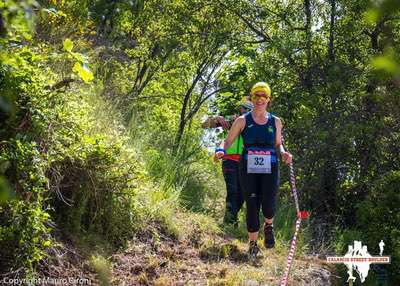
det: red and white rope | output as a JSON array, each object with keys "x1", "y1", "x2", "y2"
[
  {"x1": 279, "y1": 161, "x2": 309, "y2": 286},
  {"x1": 280, "y1": 217, "x2": 302, "y2": 286},
  {"x1": 289, "y1": 162, "x2": 300, "y2": 213}
]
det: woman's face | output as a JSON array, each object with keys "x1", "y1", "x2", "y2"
[{"x1": 251, "y1": 91, "x2": 270, "y2": 109}]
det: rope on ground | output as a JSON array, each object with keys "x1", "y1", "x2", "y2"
[{"x1": 280, "y1": 162, "x2": 310, "y2": 286}]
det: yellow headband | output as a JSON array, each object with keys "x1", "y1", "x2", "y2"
[{"x1": 250, "y1": 82, "x2": 271, "y2": 98}]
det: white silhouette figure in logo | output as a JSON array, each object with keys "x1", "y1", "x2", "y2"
[
  {"x1": 329, "y1": 240, "x2": 390, "y2": 283},
  {"x1": 344, "y1": 245, "x2": 356, "y2": 282},
  {"x1": 357, "y1": 245, "x2": 372, "y2": 283},
  {"x1": 354, "y1": 240, "x2": 362, "y2": 256},
  {"x1": 379, "y1": 240, "x2": 385, "y2": 256},
  {"x1": 344, "y1": 241, "x2": 373, "y2": 283}
]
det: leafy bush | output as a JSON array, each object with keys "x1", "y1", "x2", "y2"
[
  {"x1": 355, "y1": 171, "x2": 400, "y2": 283},
  {"x1": 336, "y1": 171, "x2": 400, "y2": 284},
  {"x1": 0, "y1": 140, "x2": 51, "y2": 275},
  {"x1": 0, "y1": 32, "x2": 144, "y2": 276},
  {"x1": 49, "y1": 134, "x2": 141, "y2": 249}
]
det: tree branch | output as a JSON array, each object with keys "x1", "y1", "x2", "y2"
[{"x1": 46, "y1": 78, "x2": 75, "y2": 91}]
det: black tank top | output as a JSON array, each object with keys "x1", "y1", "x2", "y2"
[{"x1": 241, "y1": 112, "x2": 276, "y2": 150}]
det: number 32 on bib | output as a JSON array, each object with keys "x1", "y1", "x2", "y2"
[{"x1": 247, "y1": 151, "x2": 272, "y2": 174}]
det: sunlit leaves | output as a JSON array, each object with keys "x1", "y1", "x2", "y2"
[
  {"x1": 72, "y1": 62, "x2": 94, "y2": 83},
  {"x1": 364, "y1": 8, "x2": 380, "y2": 24},
  {"x1": 41, "y1": 7, "x2": 67, "y2": 18},
  {"x1": 365, "y1": 0, "x2": 400, "y2": 23},
  {"x1": 63, "y1": 38, "x2": 94, "y2": 83},
  {"x1": 63, "y1": 38, "x2": 73, "y2": 52},
  {"x1": 0, "y1": 0, "x2": 39, "y2": 40},
  {"x1": 365, "y1": 0, "x2": 400, "y2": 82},
  {"x1": 372, "y1": 53, "x2": 400, "y2": 75}
]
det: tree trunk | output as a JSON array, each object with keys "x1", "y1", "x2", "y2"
[{"x1": 304, "y1": 0, "x2": 313, "y2": 91}]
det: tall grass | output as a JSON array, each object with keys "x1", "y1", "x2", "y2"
[
  {"x1": 127, "y1": 105, "x2": 225, "y2": 217},
  {"x1": 274, "y1": 193, "x2": 311, "y2": 256}
]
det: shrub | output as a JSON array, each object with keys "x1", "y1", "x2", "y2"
[
  {"x1": 336, "y1": 171, "x2": 400, "y2": 284},
  {"x1": 355, "y1": 171, "x2": 400, "y2": 284}
]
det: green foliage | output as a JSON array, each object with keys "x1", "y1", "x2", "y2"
[
  {"x1": 354, "y1": 171, "x2": 400, "y2": 282},
  {"x1": 371, "y1": 48, "x2": 400, "y2": 78},
  {"x1": 334, "y1": 172, "x2": 400, "y2": 284},
  {"x1": 0, "y1": 176, "x2": 14, "y2": 203},
  {"x1": 89, "y1": 255, "x2": 112, "y2": 286},
  {"x1": 365, "y1": 0, "x2": 400, "y2": 23},
  {"x1": 1, "y1": 2, "x2": 144, "y2": 277},
  {"x1": 134, "y1": 116, "x2": 223, "y2": 214},
  {"x1": 51, "y1": 133, "x2": 141, "y2": 248},
  {"x1": 0, "y1": 52, "x2": 144, "y2": 276},
  {"x1": 0, "y1": 0, "x2": 38, "y2": 40},
  {"x1": 0, "y1": 140, "x2": 51, "y2": 274},
  {"x1": 213, "y1": 52, "x2": 257, "y2": 116},
  {"x1": 63, "y1": 38, "x2": 94, "y2": 83},
  {"x1": 0, "y1": 2, "x2": 54, "y2": 272},
  {"x1": 179, "y1": 151, "x2": 224, "y2": 213},
  {"x1": 1, "y1": 0, "x2": 400, "y2": 284}
]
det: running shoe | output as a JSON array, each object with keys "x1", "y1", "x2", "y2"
[
  {"x1": 248, "y1": 240, "x2": 259, "y2": 258},
  {"x1": 264, "y1": 223, "x2": 275, "y2": 248}
]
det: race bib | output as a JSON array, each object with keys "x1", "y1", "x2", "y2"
[{"x1": 247, "y1": 150, "x2": 271, "y2": 174}]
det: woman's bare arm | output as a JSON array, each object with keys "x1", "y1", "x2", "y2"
[{"x1": 274, "y1": 116, "x2": 292, "y2": 164}]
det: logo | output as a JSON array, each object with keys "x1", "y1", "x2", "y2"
[
  {"x1": 326, "y1": 240, "x2": 390, "y2": 283},
  {"x1": 248, "y1": 124, "x2": 254, "y2": 128},
  {"x1": 267, "y1": 126, "x2": 273, "y2": 133}
]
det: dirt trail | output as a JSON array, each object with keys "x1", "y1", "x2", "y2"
[
  {"x1": 42, "y1": 216, "x2": 334, "y2": 286},
  {"x1": 110, "y1": 225, "x2": 333, "y2": 286}
]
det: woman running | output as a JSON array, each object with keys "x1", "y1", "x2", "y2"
[{"x1": 215, "y1": 82, "x2": 292, "y2": 257}]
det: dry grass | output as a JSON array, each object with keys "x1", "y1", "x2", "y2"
[
  {"x1": 109, "y1": 212, "x2": 333, "y2": 286},
  {"x1": 40, "y1": 211, "x2": 334, "y2": 286}
]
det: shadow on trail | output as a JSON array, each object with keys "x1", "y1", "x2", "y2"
[
  {"x1": 198, "y1": 223, "x2": 263, "y2": 265},
  {"x1": 199, "y1": 241, "x2": 250, "y2": 264}
]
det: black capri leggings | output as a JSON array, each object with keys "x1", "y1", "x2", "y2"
[{"x1": 239, "y1": 158, "x2": 280, "y2": 233}]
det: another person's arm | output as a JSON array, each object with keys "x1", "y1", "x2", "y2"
[
  {"x1": 274, "y1": 117, "x2": 292, "y2": 164},
  {"x1": 201, "y1": 116, "x2": 230, "y2": 129}
]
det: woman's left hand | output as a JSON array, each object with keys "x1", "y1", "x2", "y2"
[{"x1": 281, "y1": 151, "x2": 293, "y2": 164}]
